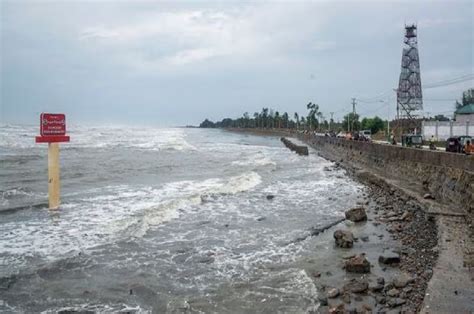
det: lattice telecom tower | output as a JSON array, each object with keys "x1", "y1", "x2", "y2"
[{"x1": 396, "y1": 24, "x2": 423, "y2": 133}]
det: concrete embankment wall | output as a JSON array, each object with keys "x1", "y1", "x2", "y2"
[{"x1": 298, "y1": 134, "x2": 474, "y2": 215}]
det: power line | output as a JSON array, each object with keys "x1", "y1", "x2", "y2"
[{"x1": 356, "y1": 73, "x2": 473, "y2": 103}]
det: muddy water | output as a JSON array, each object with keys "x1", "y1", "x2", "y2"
[{"x1": 0, "y1": 126, "x2": 365, "y2": 312}]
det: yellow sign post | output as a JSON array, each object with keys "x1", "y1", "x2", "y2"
[
  {"x1": 36, "y1": 113, "x2": 70, "y2": 210},
  {"x1": 48, "y1": 143, "x2": 60, "y2": 209}
]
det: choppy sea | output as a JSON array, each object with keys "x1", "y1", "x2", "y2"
[{"x1": 0, "y1": 125, "x2": 364, "y2": 312}]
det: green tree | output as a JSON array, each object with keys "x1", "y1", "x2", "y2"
[
  {"x1": 274, "y1": 111, "x2": 280, "y2": 128},
  {"x1": 361, "y1": 116, "x2": 385, "y2": 134},
  {"x1": 261, "y1": 108, "x2": 269, "y2": 128},
  {"x1": 300, "y1": 116, "x2": 306, "y2": 130},
  {"x1": 343, "y1": 113, "x2": 360, "y2": 132},
  {"x1": 306, "y1": 102, "x2": 321, "y2": 130},
  {"x1": 282, "y1": 112, "x2": 289, "y2": 128}
]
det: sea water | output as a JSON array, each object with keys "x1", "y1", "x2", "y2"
[{"x1": 0, "y1": 125, "x2": 363, "y2": 312}]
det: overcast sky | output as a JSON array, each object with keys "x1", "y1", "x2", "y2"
[{"x1": 1, "y1": 0, "x2": 473, "y2": 126}]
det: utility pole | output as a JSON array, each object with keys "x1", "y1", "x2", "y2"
[
  {"x1": 329, "y1": 112, "x2": 334, "y2": 131},
  {"x1": 387, "y1": 101, "x2": 390, "y2": 140},
  {"x1": 351, "y1": 98, "x2": 357, "y2": 133}
]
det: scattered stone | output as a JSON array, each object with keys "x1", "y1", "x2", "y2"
[
  {"x1": 387, "y1": 297, "x2": 406, "y2": 307},
  {"x1": 311, "y1": 271, "x2": 321, "y2": 278},
  {"x1": 393, "y1": 273, "x2": 414, "y2": 288},
  {"x1": 423, "y1": 193, "x2": 434, "y2": 200},
  {"x1": 256, "y1": 217, "x2": 266, "y2": 222},
  {"x1": 325, "y1": 271, "x2": 333, "y2": 276},
  {"x1": 342, "y1": 293, "x2": 351, "y2": 304},
  {"x1": 375, "y1": 296, "x2": 386, "y2": 305},
  {"x1": 377, "y1": 277, "x2": 385, "y2": 285},
  {"x1": 343, "y1": 278, "x2": 369, "y2": 293},
  {"x1": 345, "y1": 254, "x2": 371, "y2": 273},
  {"x1": 360, "y1": 235, "x2": 370, "y2": 242},
  {"x1": 333, "y1": 230, "x2": 354, "y2": 248},
  {"x1": 400, "y1": 211, "x2": 412, "y2": 221},
  {"x1": 329, "y1": 303, "x2": 345, "y2": 314},
  {"x1": 387, "y1": 288, "x2": 400, "y2": 297},
  {"x1": 378, "y1": 252, "x2": 401, "y2": 265},
  {"x1": 327, "y1": 288, "x2": 340, "y2": 298},
  {"x1": 345, "y1": 207, "x2": 367, "y2": 222},
  {"x1": 361, "y1": 304, "x2": 372, "y2": 311},
  {"x1": 370, "y1": 283, "x2": 384, "y2": 293},
  {"x1": 318, "y1": 294, "x2": 328, "y2": 306},
  {"x1": 266, "y1": 195, "x2": 275, "y2": 200}
]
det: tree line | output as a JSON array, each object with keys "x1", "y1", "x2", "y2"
[{"x1": 200, "y1": 102, "x2": 388, "y2": 135}]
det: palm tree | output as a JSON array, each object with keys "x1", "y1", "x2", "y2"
[
  {"x1": 306, "y1": 102, "x2": 321, "y2": 130},
  {"x1": 282, "y1": 112, "x2": 289, "y2": 129},
  {"x1": 261, "y1": 108, "x2": 269, "y2": 128},
  {"x1": 275, "y1": 111, "x2": 280, "y2": 128}
]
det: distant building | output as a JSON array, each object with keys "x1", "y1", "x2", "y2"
[{"x1": 455, "y1": 103, "x2": 474, "y2": 123}]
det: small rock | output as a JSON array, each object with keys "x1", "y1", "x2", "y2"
[
  {"x1": 423, "y1": 193, "x2": 434, "y2": 200},
  {"x1": 361, "y1": 304, "x2": 372, "y2": 311},
  {"x1": 393, "y1": 273, "x2": 414, "y2": 288},
  {"x1": 345, "y1": 254, "x2": 371, "y2": 273},
  {"x1": 377, "y1": 277, "x2": 385, "y2": 285},
  {"x1": 334, "y1": 230, "x2": 354, "y2": 248},
  {"x1": 375, "y1": 296, "x2": 386, "y2": 304},
  {"x1": 318, "y1": 294, "x2": 328, "y2": 306},
  {"x1": 327, "y1": 288, "x2": 340, "y2": 298},
  {"x1": 329, "y1": 303, "x2": 345, "y2": 314},
  {"x1": 344, "y1": 278, "x2": 368, "y2": 293},
  {"x1": 378, "y1": 252, "x2": 401, "y2": 265},
  {"x1": 400, "y1": 211, "x2": 412, "y2": 221},
  {"x1": 369, "y1": 284, "x2": 384, "y2": 293},
  {"x1": 256, "y1": 217, "x2": 266, "y2": 222},
  {"x1": 360, "y1": 235, "x2": 369, "y2": 242},
  {"x1": 387, "y1": 297, "x2": 406, "y2": 307},
  {"x1": 266, "y1": 195, "x2": 275, "y2": 200},
  {"x1": 342, "y1": 293, "x2": 351, "y2": 304},
  {"x1": 345, "y1": 207, "x2": 367, "y2": 222},
  {"x1": 387, "y1": 288, "x2": 400, "y2": 297}
]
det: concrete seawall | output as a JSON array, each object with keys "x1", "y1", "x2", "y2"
[{"x1": 298, "y1": 134, "x2": 473, "y2": 215}]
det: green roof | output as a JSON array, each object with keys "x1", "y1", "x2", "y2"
[{"x1": 455, "y1": 104, "x2": 474, "y2": 114}]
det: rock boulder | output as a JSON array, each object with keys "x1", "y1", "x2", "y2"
[
  {"x1": 345, "y1": 207, "x2": 367, "y2": 222},
  {"x1": 333, "y1": 230, "x2": 354, "y2": 248},
  {"x1": 345, "y1": 254, "x2": 371, "y2": 273}
]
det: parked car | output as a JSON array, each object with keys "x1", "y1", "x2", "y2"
[
  {"x1": 360, "y1": 130, "x2": 372, "y2": 141},
  {"x1": 446, "y1": 136, "x2": 472, "y2": 153}
]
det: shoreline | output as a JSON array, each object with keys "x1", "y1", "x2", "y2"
[{"x1": 224, "y1": 128, "x2": 445, "y2": 312}]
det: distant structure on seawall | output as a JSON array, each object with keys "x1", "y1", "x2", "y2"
[{"x1": 396, "y1": 24, "x2": 423, "y2": 135}]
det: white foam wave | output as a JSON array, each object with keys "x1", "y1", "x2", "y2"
[
  {"x1": 0, "y1": 125, "x2": 196, "y2": 151},
  {"x1": 0, "y1": 172, "x2": 262, "y2": 276},
  {"x1": 232, "y1": 156, "x2": 276, "y2": 167}
]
